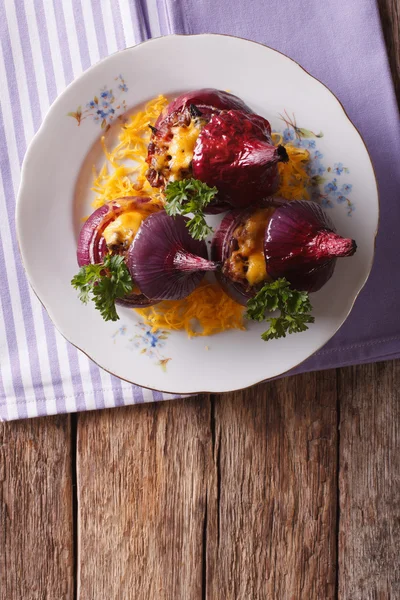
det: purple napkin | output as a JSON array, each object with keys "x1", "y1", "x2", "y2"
[{"x1": 157, "y1": 0, "x2": 400, "y2": 371}]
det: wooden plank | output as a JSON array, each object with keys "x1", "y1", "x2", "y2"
[
  {"x1": 76, "y1": 397, "x2": 211, "y2": 600},
  {"x1": 206, "y1": 371, "x2": 338, "y2": 599},
  {"x1": 77, "y1": 372, "x2": 337, "y2": 598},
  {"x1": 377, "y1": 0, "x2": 400, "y2": 103},
  {"x1": 337, "y1": 3, "x2": 400, "y2": 596},
  {"x1": 338, "y1": 361, "x2": 400, "y2": 599},
  {"x1": 0, "y1": 415, "x2": 74, "y2": 600}
]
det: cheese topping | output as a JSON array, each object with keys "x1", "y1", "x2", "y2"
[
  {"x1": 226, "y1": 208, "x2": 274, "y2": 286},
  {"x1": 167, "y1": 121, "x2": 202, "y2": 180},
  {"x1": 102, "y1": 211, "x2": 144, "y2": 248},
  {"x1": 271, "y1": 133, "x2": 311, "y2": 200},
  {"x1": 246, "y1": 253, "x2": 268, "y2": 286}
]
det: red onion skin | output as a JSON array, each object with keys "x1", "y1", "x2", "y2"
[
  {"x1": 155, "y1": 88, "x2": 253, "y2": 128},
  {"x1": 76, "y1": 197, "x2": 159, "y2": 307},
  {"x1": 127, "y1": 212, "x2": 216, "y2": 301},
  {"x1": 77, "y1": 196, "x2": 156, "y2": 266},
  {"x1": 193, "y1": 110, "x2": 288, "y2": 209},
  {"x1": 264, "y1": 200, "x2": 357, "y2": 292}
]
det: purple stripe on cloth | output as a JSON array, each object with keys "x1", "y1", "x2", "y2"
[
  {"x1": 111, "y1": 377, "x2": 125, "y2": 407},
  {"x1": 71, "y1": 0, "x2": 91, "y2": 71},
  {"x1": 156, "y1": 0, "x2": 185, "y2": 35},
  {"x1": 13, "y1": 0, "x2": 42, "y2": 132},
  {"x1": 34, "y1": 0, "x2": 58, "y2": 103},
  {"x1": 132, "y1": 385, "x2": 145, "y2": 404},
  {"x1": 90, "y1": 0, "x2": 108, "y2": 58},
  {"x1": 128, "y1": 0, "x2": 150, "y2": 43},
  {"x1": 138, "y1": 0, "x2": 152, "y2": 39},
  {"x1": 88, "y1": 359, "x2": 106, "y2": 409},
  {"x1": 66, "y1": 343, "x2": 87, "y2": 412},
  {"x1": 111, "y1": 1, "x2": 126, "y2": 50},
  {"x1": 40, "y1": 307, "x2": 67, "y2": 414},
  {"x1": 53, "y1": 0, "x2": 75, "y2": 85},
  {"x1": 152, "y1": 391, "x2": 164, "y2": 402}
]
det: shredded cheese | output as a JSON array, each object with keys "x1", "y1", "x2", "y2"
[
  {"x1": 91, "y1": 95, "x2": 169, "y2": 209},
  {"x1": 272, "y1": 133, "x2": 311, "y2": 200},
  {"x1": 135, "y1": 283, "x2": 246, "y2": 337}
]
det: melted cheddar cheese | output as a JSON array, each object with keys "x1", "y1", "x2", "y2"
[
  {"x1": 167, "y1": 121, "x2": 202, "y2": 181},
  {"x1": 226, "y1": 208, "x2": 274, "y2": 287},
  {"x1": 102, "y1": 211, "x2": 145, "y2": 248},
  {"x1": 247, "y1": 253, "x2": 267, "y2": 286}
]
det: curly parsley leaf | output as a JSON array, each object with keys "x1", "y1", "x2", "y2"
[
  {"x1": 164, "y1": 178, "x2": 217, "y2": 240},
  {"x1": 245, "y1": 278, "x2": 314, "y2": 341},
  {"x1": 71, "y1": 254, "x2": 133, "y2": 322}
]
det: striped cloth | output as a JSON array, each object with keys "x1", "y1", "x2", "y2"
[{"x1": 0, "y1": 0, "x2": 176, "y2": 421}]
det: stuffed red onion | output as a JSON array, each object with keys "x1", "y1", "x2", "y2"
[
  {"x1": 212, "y1": 200, "x2": 357, "y2": 304},
  {"x1": 146, "y1": 89, "x2": 288, "y2": 212}
]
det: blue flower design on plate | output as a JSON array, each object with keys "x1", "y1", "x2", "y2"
[
  {"x1": 113, "y1": 322, "x2": 172, "y2": 371},
  {"x1": 278, "y1": 111, "x2": 355, "y2": 216},
  {"x1": 68, "y1": 74, "x2": 128, "y2": 130}
]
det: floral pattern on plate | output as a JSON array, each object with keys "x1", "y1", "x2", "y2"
[
  {"x1": 113, "y1": 323, "x2": 172, "y2": 371},
  {"x1": 279, "y1": 111, "x2": 355, "y2": 216},
  {"x1": 67, "y1": 75, "x2": 128, "y2": 130}
]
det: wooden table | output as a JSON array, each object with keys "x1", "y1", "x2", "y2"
[{"x1": 1, "y1": 3, "x2": 399, "y2": 598}]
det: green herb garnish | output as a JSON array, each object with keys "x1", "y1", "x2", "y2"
[
  {"x1": 71, "y1": 254, "x2": 133, "y2": 322},
  {"x1": 245, "y1": 278, "x2": 314, "y2": 341},
  {"x1": 164, "y1": 178, "x2": 218, "y2": 241}
]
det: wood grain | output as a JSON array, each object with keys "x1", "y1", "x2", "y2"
[
  {"x1": 0, "y1": 416, "x2": 74, "y2": 600},
  {"x1": 77, "y1": 372, "x2": 338, "y2": 599},
  {"x1": 377, "y1": 0, "x2": 400, "y2": 104},
  {"x1": 338, "y1": 361, "x2": 400, "y2": 599},
  {"x1": 206, "y1": 372, "x2": 338, "y2": 600},
  {"x1": 76, "y1": 397, "x2": 212, "y2": 600}
]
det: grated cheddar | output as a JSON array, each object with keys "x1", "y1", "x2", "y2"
[
  {"x1": 135, "y1": 283, "x2": 246, "y2": 337},
  {"x1": 272, "y1": 133, "x2": 311, "y2": 201},
  {"x1": 91, "y1": 95, "x2": 169, "y2": 209}
]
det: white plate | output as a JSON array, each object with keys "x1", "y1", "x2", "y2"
[{"x1": 16, "y1": 34, "x2": 378, "y2": 394}]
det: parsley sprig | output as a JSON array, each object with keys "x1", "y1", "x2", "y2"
[
  {"x1": 164, "y1": 178, "x2": 217, "y2": 240},
  {"x1": 245, "y1": 278, "x2": 314, "y2": 341},
  {"x1": 71, "y1": 254, "x2": 133, "y2": 322}
]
